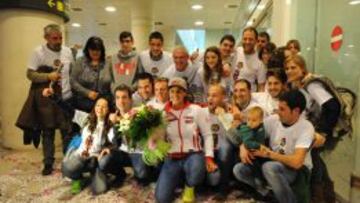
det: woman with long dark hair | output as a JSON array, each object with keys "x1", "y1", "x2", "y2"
[
  {"x1": 198, "y1": 46, "x2": 231, "y2": 97},
  {"x1": 70, "y1": 36, "x2": 113, "y2": 112},
  {"x1": 61, "y1": 97, "x2": 119, "y2": 195}
]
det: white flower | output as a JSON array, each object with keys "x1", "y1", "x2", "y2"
[{"x1": 119, "y1": 118, "x2": 131, "y2": 132}]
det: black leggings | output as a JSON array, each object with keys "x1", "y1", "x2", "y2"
[{"x1": 316, "y1": 98, "x2": 341, "y2": 137}]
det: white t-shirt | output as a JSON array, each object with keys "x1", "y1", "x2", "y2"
[
  {"x1": 306, "y1": 82, "x2": 333, "y2": 106},
  {"x1": 194, "y1": 51, "x2": 237, "y2": 89},
  {"x1": 139, "y1": 50, "x2": 173, "y2": 77},
  {"x1": 240, "y1": 97, "x2": 263, "y2": 115},
  {"x1": 234, "y1": 47, "x2": 266, "y2": 92},
  {"x1": 197, "y1": 66, "x2": 232, "y2": 98},
  {"x1": 204, "y1": 108, "x2": 227, "y2": 150},
  {"x1": 72, "y1": 110, "x2": 89, "y2": 128},
  {"x1": 264, "y1": 115, "x2": 314, "y2": 170},
  {"x1": 76, "y1": 121, "x2": 116, "y2": 157},
  {"x1": 132, "y1": 91, "x2": 153, "y2": 107},
  {"x1": 252, "y1": 92, "x2": 279, "y2": 116},
  {"x1": 28, "y1": 45, "x2": 73, "y2": 99},
  {"x1": 300, "y1": 82, "x2": 334, "y2": 120},
  {"x1": 147, "y1": 97, "x2": 166, "y2": 110},
  {"x1": 162, "y1": 63, "x2": 205, "y2": 103}
]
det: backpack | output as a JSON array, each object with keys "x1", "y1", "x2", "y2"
[
  {"x1": 66, "y1": 133, "x2": 82, "y2": 152},
  {"x1": 303, "y1": 74, "x2": 357, "y2": 137}
]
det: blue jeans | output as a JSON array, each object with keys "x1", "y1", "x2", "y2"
[
  {"x1": 62, "y1": 151, "x2": 121, "y2": 194},
  {"x1": 207, "y1": 138, "x2": 237, "y2": 187},
  {"x1": 233, "y1": 161, "x2": 297, "y2": 203},
  {"x1": 155, "y1": 153, "x2": 206, "y2": 203},
  {"x1": 117, "y1": 151, "x2": 152, "y2": 180}
]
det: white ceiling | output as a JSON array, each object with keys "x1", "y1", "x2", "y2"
[{"x1": 65, "y1": 0, "x2": 264, "y2": 54}]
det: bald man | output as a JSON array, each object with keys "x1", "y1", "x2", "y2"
[
  {"x1": 204, "y1": 84, "x2": 237, "y2": 199},
  {"x1": 162, "y1": 46, "x2": 205, "y2": 103}
]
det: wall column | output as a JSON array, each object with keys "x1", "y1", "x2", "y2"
[
  {"x1": 131, "y1": 0, "x2": 153, "y2": 52},
  {"x1": 0, "y1": 9, "x2": 64, "y2": 149},
  {"x1": 155, "y1": 25, "x2": 175, "y2": 52}
]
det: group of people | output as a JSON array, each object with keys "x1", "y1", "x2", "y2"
[{"x1": 15, "y1": 23, "x2": 342, "y2": 203}]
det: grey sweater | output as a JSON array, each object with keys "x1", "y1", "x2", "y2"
[
  {"x1": 70, "y1": 56, "x2": 112, "y2": 97},
  {"x1": 110, "y1": 50, "x2": 142, "y2": 92}
]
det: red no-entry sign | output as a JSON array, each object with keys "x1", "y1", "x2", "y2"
[{"x1": 331, "y1": 26, "x2": 343, "y2": 52}]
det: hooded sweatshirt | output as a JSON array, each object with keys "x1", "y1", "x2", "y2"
[{"x1": 110, "y1": 50, "x2": 142, "y2": 91}]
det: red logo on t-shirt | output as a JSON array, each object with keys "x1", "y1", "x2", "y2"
[{"x1": 114, "y1": 62, "x2": 135, "y2": 75}]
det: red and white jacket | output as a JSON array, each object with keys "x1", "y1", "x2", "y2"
[{"x1": 164, "y1": 101, "x2": 214, "y2": 158}]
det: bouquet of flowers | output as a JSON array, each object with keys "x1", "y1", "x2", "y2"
[{"x1": 117, "y1": 105, "x2": 170, "y2": 166}]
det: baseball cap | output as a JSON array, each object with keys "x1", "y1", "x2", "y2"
[{"x1": 168, "y1": 77, "x2": 187, "y2": 91}]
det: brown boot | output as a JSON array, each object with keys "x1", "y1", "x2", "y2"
[{"x1": 311, "y1": 183, "x2": 326, "y2": 203}]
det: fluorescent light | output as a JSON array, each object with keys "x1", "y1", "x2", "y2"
[
  {"x1": 246, "y1": 21, "x2": 253, "y2": 26},
  {"x1": 71, "y1": 23, "x2": 81, "y2": 27},
  {"x1": 191, "y1": 4, "x2": 203, "y2": 10},
  {"x1": 258, "y1": 5, "x2": 266, "y2": 10},
  {"x1": 349, "y1": 0, "x2": 360, "y2": 5},
  {"x1": 194, "y1": 21, "x2": 204, "y2": 26},
  {"x1": 348, "y1": 44, "x2": 355, "y2": 48},
  {"x1": 105, "y1": 6, "x2": 117, "y2": 12}
]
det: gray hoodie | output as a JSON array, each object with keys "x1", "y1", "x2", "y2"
[{"x1": 110, "y1": 50, "x2": 143, "y2": 92}]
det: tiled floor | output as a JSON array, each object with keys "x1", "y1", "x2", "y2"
[{"x1": 0, "y1": 146, "x2": 254, "y2": 203}]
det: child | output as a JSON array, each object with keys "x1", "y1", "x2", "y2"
[
  {"x1": 240, "y1": 106, "x2": 266, "y2": 150},
  {"x1": 236, "y1": 106, "x2": 269, "y2": 180}
]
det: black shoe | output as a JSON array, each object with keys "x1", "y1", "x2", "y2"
[
  {"x1": 212, "y1": 192, "x2": 227, "y2": 201},
  {"x1": 111, "y1": 170, "x2": 127, "y2": 188},
  {"x1": 253, "y1": 191, "x2": 277, "y2": 203},
  {"x1": 42, "y1": 164, "x2": 53, "y2": 176}
]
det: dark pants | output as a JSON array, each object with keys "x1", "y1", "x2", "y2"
[
  {"x1": 42, "y1": 128, "x2": 69, "y2": 166},
  {"x1": 310, "y1": 98, "x2": 340, "y2": 202},
  {"x1": 234, "y1": 161, "x2": 297, "y2": 203},
  {"x1": 206, "y1": 138, "x2": 237, "y2": 188},
  {"x1": 311, "y1": 149, "x2": 332, "y2": 184},
  {"x1": 62, "y1": 152, "x2": 121, "y2": 194},
  {"x1": 120, "y1": 150, "x2": 160, "y2": 182}
]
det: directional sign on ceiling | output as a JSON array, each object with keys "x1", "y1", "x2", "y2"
[{"x1": 0, "y1": 0, "x2": 69, "y2": 22}]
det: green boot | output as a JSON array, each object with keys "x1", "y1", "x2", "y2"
[
  {"x1": 182, "y1": 185, "x2": 195, "y2": 203},
  {"x1": 71, "y1": 180, "x2": 82, "y2": 194}
]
